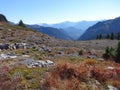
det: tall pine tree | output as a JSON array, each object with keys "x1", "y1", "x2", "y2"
[
  {"x1": 96, "y1": 35, "x2": 99, "y2": 39},
  {"x1": 99, "y1": 34, "x2": 102, "y2": 39},
  {"x1": 110, "y1": 32, "x2": 114, "y2": 40}
]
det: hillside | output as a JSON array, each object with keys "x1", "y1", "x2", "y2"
[
  {"x1": 0, "y1": 14, "x2": 56, "y2": 44},
  {"x1": 0, "y1": 24, "x2": 58, "y2": 46},
  {"x1": 79, "y1": 17, "x2": 120, "y2": 40}
]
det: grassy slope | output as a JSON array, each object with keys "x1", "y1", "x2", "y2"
[{"x1": 0, "y1": 24, "x2": 55, "y2": 44}]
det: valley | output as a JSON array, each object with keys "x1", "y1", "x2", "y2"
[{"x1": 28, "y1": 20, "x2": 99, "y2": 40}]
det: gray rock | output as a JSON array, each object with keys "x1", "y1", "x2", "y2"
[
  {"x1": 20, "y1": 59, "x2": 54, "y2": 68},
  {"x1": 108, "y1": 85, "x2": 118, "y2": 90}
]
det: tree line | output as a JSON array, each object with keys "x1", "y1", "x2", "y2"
[{"x1": 96, "y1": 32, "x2": 120, "y2": 40}]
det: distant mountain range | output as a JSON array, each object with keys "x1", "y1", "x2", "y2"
[
  {"x1": 41, "y1": 21, "x2": 99, "y2": 30},
  {"x1": 28, "y1": 21, "x2": 99, "y2": 40},
  {"x1": 79, "y1": 17, "x2": 120, "y2": 40},
  {"x1": 62, "y1": 27, "x2": 83, "y2": 40},
  {"x1": 2, "y1": 13, "x2": 120, "y2": 42},
  {"x1": 27, "y1": 25, "x2": 72, "y2": 40}
]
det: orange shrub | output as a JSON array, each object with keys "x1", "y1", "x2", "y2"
[
  {"x1": 111, "y1": 79, "x2": 120, "y2": 89},
  {"x1": 40, "y1": 62, "x2": 92, "y2": 90},
  {"x1": 40, "y1": 61, "x2": 120, "y2": 90},
  {"x1": 91, "y1": 67, "x2": 120, "y2": 83},
  {"x1": 84, "y1": 59, "x2": 98, "y2": 65}
]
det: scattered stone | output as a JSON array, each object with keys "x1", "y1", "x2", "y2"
[
  {"x1": 20, "y1": 59, "x2": 54, "y2": 68},
  {"x1": 107, "y1": 66, "x2": 114, "y2": 70},
  {"x1": 0, "y1": 53, "x2": 17, "y2": 60},
  {"x1": 0, "y1": 54, "x2": 8, "y2": 59},
  {"x1": 87, "y1": 55, "x2": 97, "y2": 59},
  {"x1": 0, "y1": 44, "x2": 9, "y2": 50},
  {"x1": 0, "y1": 27, "x2": 5, "y2": 30},
  {"x1": 22, "y1": 55, "x2": 30, "y2": 58},
  {"x1": 95, "y1": 80, "x2": 100, "y2": 85},
  {"x1": 108, "y1": 85, "x2": 118, "y2": 90},
  {"x1": 98, "y1": 58, "x2": 104, "y2": 61},
  {"x1": 44, "y1": 47, "x2": 52, "y2": 53}
]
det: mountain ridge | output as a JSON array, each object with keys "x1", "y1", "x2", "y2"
[
  {"x1": 79, "y1": 17, "x2": 120, "y2": 40},
  {"x1": 40, "y1": 20, "x2": 99, "y2": 30},
  {"x1": 30, "y1": 20, "x2": 99, "y2": 40},
  {"x1": 27, "y1": 25, "x2": 72, "y2": 40}
]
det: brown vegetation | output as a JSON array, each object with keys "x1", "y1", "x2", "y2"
[{"x1": 40, "y1": 60, "x2": 120, "y2": 90}]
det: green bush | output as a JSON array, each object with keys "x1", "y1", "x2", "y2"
[
  {"x1": 103, "y1": 46, "x2": 116, "y2": 59},
  {"x1": 103, "y1": 42, "x2": 120, "y2": 63},
  {"x1": 78, "y1": 49, "x2": 83, "y2": 55}
]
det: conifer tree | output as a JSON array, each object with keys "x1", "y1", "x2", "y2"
[
  {"x1": 96, "y1": 35, "x2": 99, "y2": 39},
  {"x1": 106, "y1": 34, "x2": 110, "y2": 39},
  {"x1": 103, "y1": 46, "x2": 116, "y2": 59},
  {"x1": 110, "y1": 32, "x2": 114, "y2": 40},
  {"x1": 115, "y1": 42, "x2": 120, "y2": 63},
  {"x1": 18, "y1": 20, "x2": 26, "y2": 27},
  {"x1": 103, "y1": 46, "x2": 110, "y2": 59},
  {"x1": 117, "y1": 33, "x2": 120, "y2": 40},
  {"x1": 99, "y1": 34, "x2": 102, "y2": 39}
]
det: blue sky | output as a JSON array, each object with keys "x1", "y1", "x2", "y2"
[{"x1": 0, "y1": 0, "x2": 120, "y2": 24}]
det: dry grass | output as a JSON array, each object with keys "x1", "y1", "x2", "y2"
[
  {"x1": 111, "y1": 79, "x2": 120, "y2": 89},
  {"x1": 40, "y1": 62, "x2": 96, "y2": 90},
  {"x1": 84, "y1": 59, "x2": 98, "y2": 65},
  {"x1": 40, "y1": 59, "x2": 120, "y2": 90}
]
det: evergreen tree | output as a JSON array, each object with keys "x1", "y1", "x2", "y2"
[
  {"x1": 110, "y1": 32, "x2": 114, "y2": 40},
  {"x1": 115, "y1": 42, "x2": 120, "y2": 63},
  {"x1": 96, "y1": 35, "x2": 99, "y2": 39},
  {"x1": 117, "y1": 33, "x2": 120, "y2": 40},
  {"x1": 103, "y1": 46, "x2": 116, "y2": 59},
  {"x1": 18, "y1": 20, "x2": 26, "y2": 27},
  {"x1": 109, "y1": 47, "x2": 116, "y2": 58},
  {"x1": 78, "y1": 49, "x2": 83, "y2": 55},
  {"x1": 103, "y1": 46, "x2": 110, "y2": 59},
  {"x1": 99, "y1": 34, "x2": 102, "y2": 39},
  {"x1": 106, "y1": 34, "x2": 110, "y2": 39}
]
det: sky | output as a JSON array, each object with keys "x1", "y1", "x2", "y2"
[{"x1": 0, "y1": 0, "x2": 120, "y2": 24}]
